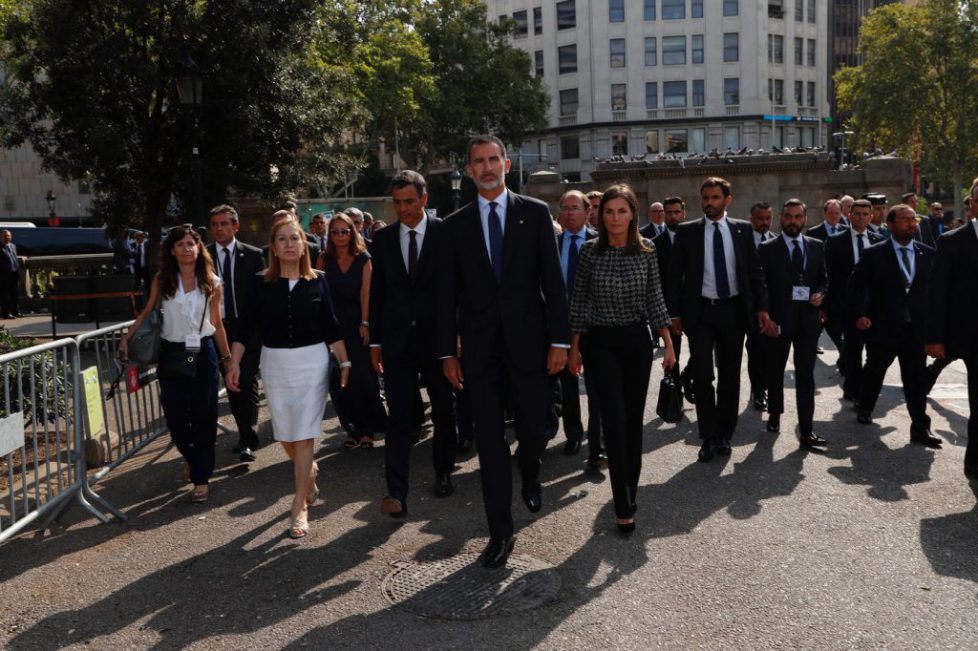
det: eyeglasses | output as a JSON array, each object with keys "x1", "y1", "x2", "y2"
[{"x1": 330, "y1": 229, "x2": 351, "y2": 236}]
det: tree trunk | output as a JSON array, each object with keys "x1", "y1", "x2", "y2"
[{"x1": 952, "y1": 169, "x2": 963, "y2": 230}]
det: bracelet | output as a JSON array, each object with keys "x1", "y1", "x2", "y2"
[
  {"x1": 360, "y1": 321, "x2": 369, "y2": 327},
  {"x1": 220, "y1": 354, "x2": 233, "y2": 363},
  {"x1": 339, "y1": 361, "x2": 352, "y2": 369}
]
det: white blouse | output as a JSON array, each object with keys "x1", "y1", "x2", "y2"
[{"x1": 160, "y1": 276, "x2": 217, "y2": 343}]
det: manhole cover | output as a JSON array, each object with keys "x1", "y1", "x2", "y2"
[{"x1": 382, "y1": 552, "x2": 560, "y2": 620}]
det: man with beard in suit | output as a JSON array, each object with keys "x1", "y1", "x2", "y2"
[
  {"x1": 438, "y1": 135, "x2": 570, "y2": 568},
  {"x1": 746, "y1": 202, "x2": 776, "y2": 411},
  {"x1": 651, "y1": 196, "x2": 689, "y2": 390}
]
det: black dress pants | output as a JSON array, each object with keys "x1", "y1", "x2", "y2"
[
  {"x1": 225, "y1": 324, "x2": 261, "y2": 450},
  {"x1": 964, "y1": 356, "x2": 978, "y2": 468},
  {"x1": 687, "y1": 299, "x2": 748, "y2": 441},
  {"x1": 745, "y1": 329, "x2": 767, "y2": 398},
  {"x1": 557, "y1": 363, "x2": 604, "y2": 454},
  {"x1": 842, "y1": 324, "x2": 867, "y2": 398},
  {"x1": 764, "y1": 319, "x2": 820, "y2": 435},
  {"x1": 859, "y1": 326, "x2": 931, "y2": 433},
  {"x1": 582, "y1": 324, "x2": 654, "y2": 520}
]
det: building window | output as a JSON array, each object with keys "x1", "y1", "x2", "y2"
[
  {"x1": 560, "y1": 88, "x2": 579, "y2": 115},
  {"x1": 807, "y1": 81, "x2": 816, "y2": 106},
  {"x1": 534, "y1": 50, "x2": 544, "y2": 77},
  {"x1": 611, "y1": 83, "x2": 627, "y2": 111},
  {"x1": 774, "y1": 126, "x2": 785, "y2": 148},
  {"x1": 692, "y1": 79, "x2": 705, "y2": 106},
  {"x1": 662, "y1": 36, "x2": 686, "y2": 65},
  {"x1": 768, "y1": 34, "x2": 783, "y2": 64},
  {"x1": 724, "y1": 126, "x2": 741, "y2": 150},
  {"x1": 691, "y1": 128, "x2": 706, "y2": 154},
  {"x1": 795, "y1": 37, "x2": 803, "y2": 65},
  {"x1": 533, "y1": 7, "x2": 542, "y2": 33},
  {"x1": 645, "y1": 37, "x2": 657, "y2": 65},
  {"x1": 610, "y1": 38, "x2": 626, "y2": 68},
  {"x1": 609, "y1": 0, "x2": 624, "y2": 22},
  {"x1": 724, "y1": 77, "x2": 740, "y2": 105},
  {"x1": 646, "y1": 130, "x2": 660, "y2": 154},
  {"x1": 795, "y1": 80, "x2": 803, "y2": 106},
  {"x1": 769, "y1": 0, "x2": 784, "y2": 19},
  {"x1": 692, "y1": 0, "x2": 703, "y2": 18},
  {"x1": 769, "y1": 78, "x2": 784, "y2": 105},
  {"x1": 663, "y1": 80, "x2": 687, "y2": 108},
  {"x1": 644, "y1": 0, "x2": 656, "y2": 20},
  {"x1": 559, "y1": 45, "x2": 577, "y2": 74},
  {"x1": 692, "y1": 35, "x2": 704, "y2": 64},
  {"x1": 807, "y1": 39, "x2": 816, "y2": 66},
  {"x1": 808, "y1": 0, "x2": 816, "y2": 23},
  {"x1": 723, "y1": 0, "x2": 739, "y2": 16},
  {"x1": 561, "y1": 135, "x2": 580, "y2": 160},
  {"x1": 662, "y1": 0, "x2": 685, "y2": 20},
  {"x1": 513, "y1": 10, "x2": 528, "y2": 37},
  {"x1": 795, "y1": 0, "x2": 803, "y2": 21},
  {"x1": 723, "y1": 33, "x2": 739, "y2": 62},
  {"x1": 612, "y1": 131, "x2": 628, "y2": 156},
  {"x1": 556, "y1": 0, "x2": 575, "y2": 30},
  {"x1": 645, "y1": 82, "x2": 658, "y2": 109},
  {"x1": 665, "y1": 129, "x2": 688, "y2": 153}
]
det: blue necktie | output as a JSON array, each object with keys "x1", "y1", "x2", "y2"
[
  {"x1": 488, "y1": 201, "x2": 503, "y2": 283},
  {"x1": 222, "y1": 247, "x2": 234, "y2": 319},
  {"x1": 899, "y1": 247, "x2": 913, "y2": 286},
  {"x1": 791, "y1": 239, "x2": 804, "y2": 277},
  {"x1": 713, "y1": 222, "x2": 730, "y2": 298},
  {"x1": 566, "y1": 233, "x2": 579, "y2": 298}
]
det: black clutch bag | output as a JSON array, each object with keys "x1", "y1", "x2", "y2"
[{"x1": 656, "y1": 375, "x2": 683, "y2": 423}]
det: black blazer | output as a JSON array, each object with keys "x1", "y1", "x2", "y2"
[
  {"x1": 823, "y1": 229, "x2": 885, "y2": 321},
  {"x1": 651, "y1": 229, "x2": 674, "y2": 286},
  {"x1": 0, "y1": 243, "x2": 19, "y2": 273},
  {"x1": 437, "y1": 191, "x2": 570, "y2": 376},
  {"x1": 207, "y1": 240, "x2": 266, "y2": 341},
  {"x1": 927, "y1": 224, "x2": 978, "y2": 358},
  {"x1": 848, "y1": 239, "x2": 935, "y2": 345},
  {"x1": 806, "y1": 222, "x2": 848, "y2": 242},
  {"x1": 666, "y1": 217, "x2": 767, "y2": 328},
  {"x1": 369, "y1": 216, "x2": 445, "y2": 359},
  {"x1": 758, "y1": 236, "x2": 828, "y2": 337},
  {"x1": 639, "y1": 222, "x2": 665, "y2": 239},
  {"x1": 913, "y1": 218, "x2": 936, "y2": 248}
]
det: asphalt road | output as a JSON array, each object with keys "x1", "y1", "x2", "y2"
[{"x1": 1, "y1": 335, "x2": 975, "y2": 650}]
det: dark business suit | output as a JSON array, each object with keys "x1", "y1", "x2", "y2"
[
  {"x1": 651, "y1": 228, "x2": 686, "y2": 386},
  {"x1": 208, "y1": 240, "x2": 266, "y2": 450},
  {"x1": 370, "y1": 215, "x2": 456, "y2": 504},
  {"x1": 850, "y1": 239, "x2": 934, "y2": 432},
  {"x1": 666, "y1": 217, "x2": 766, "y2": 442},
  {"x1": 927, "y1": 224, "x2": 978, "y2": 469},
  {"x1": 746, "y1": 231, "x2": 776, "y2": 402},
  {"x1": 437, "y1": 191, "x2": 570, "y2": 540},
  {"x1": 913, "y1": 217, "x2": 936, "y2": 248},
  {"x1": 806, "y1": 222, "x2": 848, "y2": 358},
  {"x1": 805, "y1": 221, "x2": 848, "y2": 242},
  {"x1": 640, "y1": 222, "x2": 665, "y2": 240},
  {"x1": 824, "y1": 229, "x2": 885, "y2": 399},
  {"x1": 0, "y1": 242, "x2": 19, "y2": 317},
  {"x1": 758, "y1": 236, "x2": 828, "y2": 435}
]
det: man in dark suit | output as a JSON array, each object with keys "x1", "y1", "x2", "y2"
[
  {"x1": 0, "y1": 230, "x2": 21, "y2": 318},
  {"x1": 640, "y1": 201, "x2": 666, "y2": 239},
  {"x1": 824, "y1": 199, "x2": 885, "y2": 404},
  {"x1": 851, "y1": 204, "x2": 941, "y2": 447},
  {"x1": 370, "y1": 171, "x2": 457, "y2": 517},
  {"x1": 806, "y1": 198, "x2": 848, "y2": 242},
  {"x1": 438, "y1": 135, "x2": 570, "y2": 568},
  {"x1": 746, "y1": 201, "x2": 776, "y2": 411},
  {"x1": 207, "y1": 204, "x2": 267, "y2": 462},
  {"x1": 132, "y1": 231, "x2": 150, "y2": 290},
  {"x1": 758, "y1": 199, "x2": 829, "y2": 448},
  {"x1": 554, "y1": 190, "x2": 603, "y2": 465},
  {"x1": 666, "y1": 177, "x2": 769, "y2": 463},
  {"x1": 927, "y1": 179, "x2": 978, "y2": 478},
  {"x1": 923, "y1": 201, "x2": 946, "y2": 244},
  {"x1": 652, "y1": 196, "x2": 689, "y2": 389}
]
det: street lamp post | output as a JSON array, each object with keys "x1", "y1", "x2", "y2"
[
  {"x1": 45, "y1": 190, "x2": 58, "y2": 226},
  {"x1": 176, "y1": 57, "x2": 203, "y2": 225},
  {"x1": 832, "y1": 130, "x2": 853, "y2": 171},
  {"x1": 450, "y1": 168, "x2": 462, "y2": 212}
]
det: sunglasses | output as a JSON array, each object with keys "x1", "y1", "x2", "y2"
[{"x1": 330, "y1": 229, "x2": 351, "y2": 236}]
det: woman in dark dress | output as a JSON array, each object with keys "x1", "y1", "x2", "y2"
[{"x1": 320, "y1": 213, "x2": 387, "y2": 448}]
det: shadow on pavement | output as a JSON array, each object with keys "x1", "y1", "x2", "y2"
[{"x1": 919, "y1": 482, "x2": 978, "y2": 600}]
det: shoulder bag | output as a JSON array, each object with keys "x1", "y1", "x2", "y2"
[{"x1": 157, "y1": 292, "x2": 211, "y2": 380}]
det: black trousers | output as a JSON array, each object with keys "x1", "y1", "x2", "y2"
[
  {"x1": 0, "y1": 270, "x2": 18, "y2": 316},
  {"x1": 964, "y1": 357, "x2": 978, "y2": 468},
  {"x1": 383, "y1": 349, "x2": 456, "y2": 502},
  {"x1": 582, "y1": 325, "x2": 653, "y2": 519},
  {"x1": 842, "y1": 324, "x2": 867, "y2": 397},
  {"x1": 745, "y1": 329, "x2": 767, "y2": 397},
  {"x1": 455, "y1": 387, "x2": 474, "y2": 443},
  {"x1": 159, "y1": 338, "x2": 219, "y2": 485},
  {"x1": 764, "y1": 319, "x2": 820, "y2": 435},
  {"x1": 225, "y1": 324, "x2": 261, "y2": 450},
  {"x1": 823, "y1": 319, "x2": 845, "y2": 360},
  {"x1": 859, "y1": 327, "x2": 931, "y2": 433},
  {"x1": 687, "y1": 299, "x2": 748, "y2": 441},
  {"x1": 466, "y1": 344, "x2": 550, "y2": 541}
]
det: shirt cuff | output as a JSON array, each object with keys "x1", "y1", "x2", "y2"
[
  {"x1": 551, "y1": 343, "x2": 571, "y2": 349},
  {"x1": 369, "y1": 344, "x2": 381, "y2": 349}
]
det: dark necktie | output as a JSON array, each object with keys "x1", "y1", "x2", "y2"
[
  {"x1": 713, "y1": 222, "x2": 730, "y2": 299},
  {"x1": 488, "y1": 201, "x2": 503, "y2": 283},
  {"x1": 408, "y1": 230, "x2": 418, "y2": 284},
  {"x1": 899, "y1": 246, "x2": 913, "y2": 287},
  {"x1": 222, "y1": 247, "x2": 234, "y2": 319},
  {"x1": 566, "y1": 233, "x2": 579, "y2": 297},
  {"x1": 856, "y1": 233, "x2": 865, "y2": 260},
  {"x1": 791, "y1": 239, "x2": 804, "y2": 278},
  {"x1": 828, "y1": 225, "x2": 835, "y2": 236}
]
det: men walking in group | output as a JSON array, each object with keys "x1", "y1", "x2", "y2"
[
  {"x1": 640, "y1": 201, "x2": 666, "y2": 238},
  {"x1": 652, "y1": 196, "x2": 688, "y2": 390},
  {"x1": 746, "y1": 202, "x2": 776, "y2": 411},
  {"x1": 208, "y1": 205, "x2": 267, "y2": 462},
  {"x1": 851, "y1": 204, "x2": 941, "y2": 448},
  {"x1": 370, "y1": 171, "x2": 457, "y2": 518},
  {"x1": 757, "y1": 199, "x2": 828, "y2": 448},
  {"x1": 0, "y1": 230, "x2": 21, "y2": 319},
  {"x1": 438, "y1": 135, "x2": 570, "y2": 568},
  {"x1": 667, "y1": 177, "x2": 768, "y2": 463}
]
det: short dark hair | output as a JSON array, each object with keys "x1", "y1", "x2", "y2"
[
  {"x1": 388, "y1": 170, "x2": 427, "y2": 197},
  {"x1": 209, "y1": 204, "x2": 238, "y2": 223},
  {"x1": 663, "y1": 196, "x2": 685, "y2": 209},
  {"x1": 750, "y1": 201, "x2": 771, "y2": 213},
  {"x1": 467, "y1": 134, "x2": 507, "y2": 162},
  {"x1": 822, "y1": 198, "x2": 841, "y2": 212},
  {"x1": 851, "y1": 199, "x2": 872, "y2": 210},
  {"x1": 901, "y1": 191, "x2": 917, "y2": 202},
  {"x1": 886, "y1": 203, "x2": 914, "y2": 223},
  {"x1": 782, "y1": 198, "x2": 807, "y2": 215},
  {"x1": 701, "y1": 176, "x2": 731, "y2": 197}
]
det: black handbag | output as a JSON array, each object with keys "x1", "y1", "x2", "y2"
[
  {"x1": 656, "y1": 375, "x2": 683, "y2": 423},
  {"x1": 157, "y1": 294, "x2": 210, "y2": 381}
]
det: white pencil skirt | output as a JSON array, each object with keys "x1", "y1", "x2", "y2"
[{"x1": 260, "y1": 343, "x2": 329, "y2": 442}]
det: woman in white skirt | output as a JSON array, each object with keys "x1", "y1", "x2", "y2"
[{"x1": 226, "y1": 213, "x2": 350, "y2": 539}]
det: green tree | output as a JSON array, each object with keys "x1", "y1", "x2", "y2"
[{"x1": 835, "y1": 0, "x2": 978, "y2": 217}]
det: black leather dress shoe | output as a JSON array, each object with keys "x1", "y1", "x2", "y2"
[
  {"x1": 910, "y1": 430, "x2": 943, "y2": 449},
  {"x1": 239, "y1": 447, "x2": 257, "y2": 462},
  {"x1": 563, "y1": 439, "x2": 582, "y2": 455},
  {"x1": 857, "y1": 411, "x2": 873, "y2": 425},
  {"x1": 434, "y1": 473, "x2": 454, "y2": 497},
  {"x1": 799, "y1": 432, "x2": 828, "y2": 448},
  {"x1": 616, "y1": 520, "x2": 636, "y2": 535},
  {"x1": 586, "y1": 452, "x2": 608, "y2": 471},
  {"x1": 816, "y1": 346, "x2": 825, "y2": 355},
  {"x1": 752, "y1": 394, "x2": 767, "y2": 412},
  {"x1": 715, "y1": 439, "x2": 732, "y2": 456},
  {"x1": 482, "y1": 536, "x2": 515, "y2": 568},
  {"x1": 965, "y1": 464, "x2": 978, "y2": 481},
  {"x1": 680, "y1": 370, "x2": 696, "y2": 403},
  {"x1": 766, "y1": 414, "x2": 780, "y2": 433},
  {"x1": 521, "y1": 483, "x2": 542, "y2": 513},
  {"x1": 697, "y1": 439, "x2": 715, "y2": 463},
  {"x1": 380, "y1": 495, "x2": 408, "y2": 518}
]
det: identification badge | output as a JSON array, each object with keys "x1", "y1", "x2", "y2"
[
  {"x1": 792, "y1": 286, "x2": 811, "y2": 301},
  {"x1": 185, "y1": 334, "x2": 202, "y2": 351}
]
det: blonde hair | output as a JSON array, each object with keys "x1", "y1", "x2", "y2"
[{"x1": 264, "y1": 212, "x2": 316, "y2": 282}]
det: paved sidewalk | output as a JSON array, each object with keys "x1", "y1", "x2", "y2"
[{"x1": 1, "y1": 336, "x2": 976, "y2": 650}]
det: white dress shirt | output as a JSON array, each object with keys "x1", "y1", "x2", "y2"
[
  {"x1": 892, "y1": 239, "x2": 916, "y2": 284},
  {"x1": 400, "y1": 214, "x2": 428, "y2": 272},
  {"x1": 753, "y1": 230, "x2": 773, "y2": 249},
  {"x1": 701, "y1": 214, "x2": 740, "y2": 299},
  {"x1": 477, "y1": 189, "x2": 510, "y2": 264}
]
